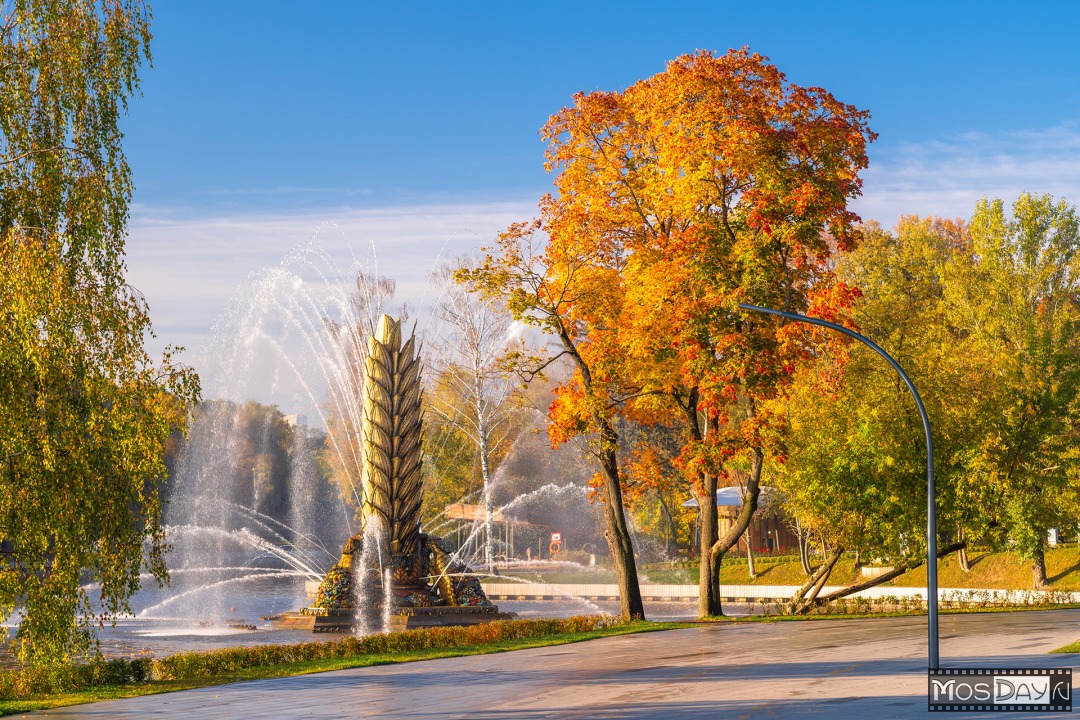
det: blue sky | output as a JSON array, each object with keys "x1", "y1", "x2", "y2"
[{"x1": 121, "y1": 1, "x2": 1080, "y2": 403}]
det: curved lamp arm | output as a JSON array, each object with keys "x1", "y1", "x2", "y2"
[{"x1": 738, "y1": 302, "x2": 939, "y2": 670}]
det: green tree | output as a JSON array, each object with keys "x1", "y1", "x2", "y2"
[
  {"x1": 0, "y1": 1, "x2": 199, "y2": 664},
  {"x1": 776, "y1": 217, "x2": 979, "y2": 608},
  {"x1": 944, "y1": 194, "x2": 1080, "y2": 588},
  {"x1": 778, "y1": 201, "x2": 1080, "y2": 606},
  {"x1": 420, "y1": 408, "x2": 474, "y2": 530}
]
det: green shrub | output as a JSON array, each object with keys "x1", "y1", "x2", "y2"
[
  {"x1": 149, "y1": 615, "x2": 621, "y2": 680},
  {"x1": 0, "y1": 657, "x2": 151, "y2": 699}
]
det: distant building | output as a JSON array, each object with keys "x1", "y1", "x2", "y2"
[{"x1": 682, "y1": 487, "x2": 799, "y2": 554}]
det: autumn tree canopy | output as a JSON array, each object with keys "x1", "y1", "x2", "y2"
[
  {"x1": 547, "y1": 48, "x2": 873, "y2": 615},
  {"x1": 464, "y1": 48, "x2": 874, "y2": 618}
]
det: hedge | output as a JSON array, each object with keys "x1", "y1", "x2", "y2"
[{"x1": 1, "y1": 615, "x2": 624, "y2": 699}]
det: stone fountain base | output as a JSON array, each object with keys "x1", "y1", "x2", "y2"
[
  {"x1": 387, "y1": 605, "x2": 516, "y2": 630},
  {"x1": 273, "y1": 605, "x2": 515, "y2": 633},
  {"x1": 286, "y1": 529, "x2": 514, "y2": 633}
]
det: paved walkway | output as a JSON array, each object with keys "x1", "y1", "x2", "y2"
[{"x1": 29, "y1": 610, "x2": 1080, "y2": 719}]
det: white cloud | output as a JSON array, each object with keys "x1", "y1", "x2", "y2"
[
  {"x1": 124, "y1": 201, "x2": 538, "y2": 417},
  {"x1": 125, "y1": 123, "x2": 1080, "y2": 412},
  {"x1": 854, "y1": 123, "x2": 1080, "y2": 227},
  {"x1": 126, "y1": 201, "x2": 537, "y2": 358}
]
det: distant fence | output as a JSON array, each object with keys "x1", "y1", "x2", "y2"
[{"x1": 481, "y1": 582, "x2": 1080, "y2": 604}]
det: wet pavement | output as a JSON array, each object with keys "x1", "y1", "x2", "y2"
[{"x1": 24, "y1": 609, "x2": 1080, "y2": 719}]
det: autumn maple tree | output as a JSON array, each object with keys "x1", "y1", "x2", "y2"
[
  {"x1": 547, "y1": 49, "x2": 874, "y2": 616},
  {"x1": 464, "y1": 48, "x2": 874, "y2": 618}
]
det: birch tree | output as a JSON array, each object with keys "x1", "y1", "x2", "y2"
[{"x1": 0, "y1": 0, "x2": 199, "y2": 665}]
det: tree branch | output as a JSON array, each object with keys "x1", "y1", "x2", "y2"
[{"x1": 812, "y1": 541, "x2": 966, "y2": 605}]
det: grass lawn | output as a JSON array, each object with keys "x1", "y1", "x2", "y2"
[{"x1": 1052, "y1": 639, "x2": 1080, "y2": 654}]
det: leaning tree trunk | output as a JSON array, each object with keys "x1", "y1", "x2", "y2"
[
  {"x1": 787, "y1": 547, "x2": 843, "y2": 615},
  {"x1": 811, "y1": 542, "x2": 966, "y2": 608},
  {"x1": 597, "y1": 433, "x2": 645, "y2": 618}
]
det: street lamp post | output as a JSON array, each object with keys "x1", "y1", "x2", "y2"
[{"x1": 738, "y1": 302, "x2": 940, "y2": 670}]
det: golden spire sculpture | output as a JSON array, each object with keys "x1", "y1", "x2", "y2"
[
  {"x1": 361, "y1": 314, "x2": 424, "y2": 582},
  {"x1": 305, "y1": 314, "x2": 508, "y2": 629}
]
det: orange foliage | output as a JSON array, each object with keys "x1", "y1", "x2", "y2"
[
  {"x1": 467, "y1": 47, "x2": 873, "y2": 485},
  {"x1": 535, "y1": 48, "x2": 875, "y2": 476}
]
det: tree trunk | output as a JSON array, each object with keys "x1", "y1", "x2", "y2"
[
  {"x1": 479, "y1": 430, "x2": 494, "y2": 574},
  {"x1": 554, "y1": 323, "x2": 644, "y2": 619},
  {"x1": 805, "y1": 555, "x2": 838, "y2": 604},
  {"x1": 746, "y1": 527, "x2": 757, "y2": 579},
  {"x1": 813, "y1": 541, "x2": 966, "y2": 605},
  {"x1": 677, "y1": 387, "x2": 762, "y2": 618},
  {"x1": 699, "y1": 447, "x2": 763, "y2": 617},
  {"x1": 798, "y1": 523, "x2": 812, "y2": 576},
  {"x1": 957, "y1": 529, "x2": 970, "y2": 572},
  {"x1": 657, "y1": 494, "x2": 675, "y2": 558},
  {"x1": 1032, "y1": 546, "x2": 1049, "y2": 590},
  {"x1": 598, "y1": 436, "x2": 645, "y2": 618},
  {"x1": 696, "y1": 470, "x2": 720, "y2": 617},
  {"x1": 787, "y1": 547, "x2": 842, "y2": 614}
]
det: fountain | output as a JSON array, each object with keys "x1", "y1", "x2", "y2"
[
  {"x1": 145, "y1": 393, "x2": 344, "y2": 633},
  {"x1": 1, "y1": 244, "x2": 674, "y2": 666},
  {"x1": 278, "y1": 314, "x2": 512, "y2": 632}
]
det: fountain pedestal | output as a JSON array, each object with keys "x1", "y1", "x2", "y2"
[
  {"x1": 274, "y1": 604, "x2": 514, "y2": 633},
  {"x1": 274, "y1": 531, "x2": 512, "y2": 632}
]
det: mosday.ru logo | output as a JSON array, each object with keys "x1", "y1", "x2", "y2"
[{"x1": 928, "y1": 668, "x2": 1071, "y2": 712}]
